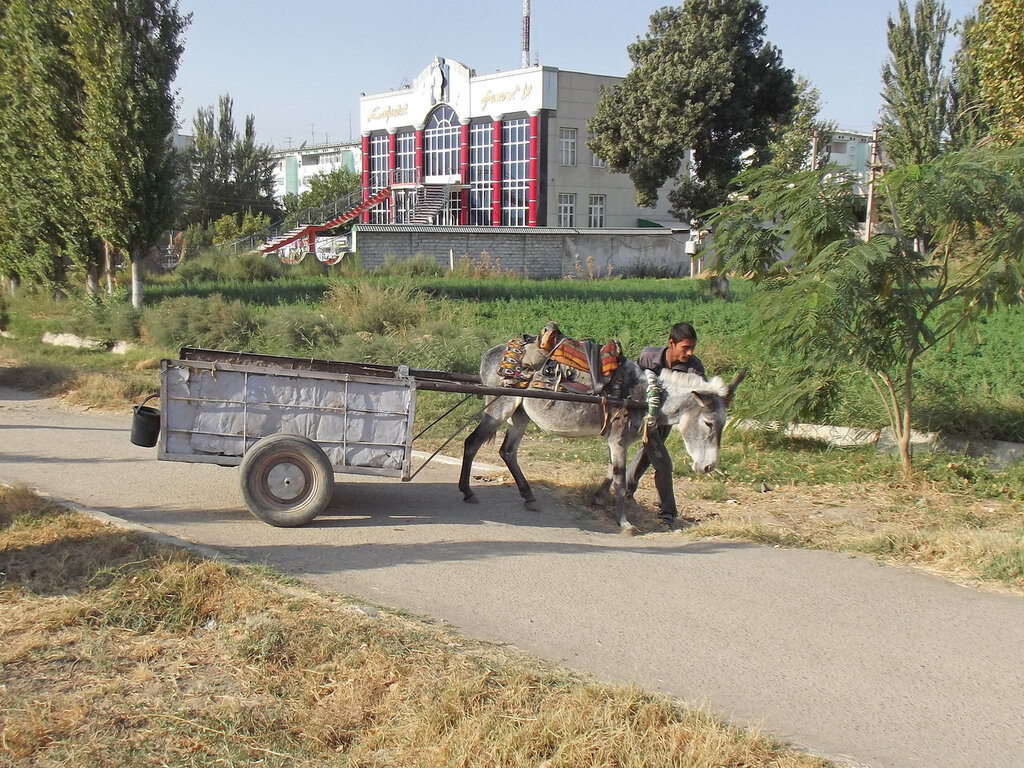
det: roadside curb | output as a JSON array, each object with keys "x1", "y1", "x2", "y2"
[{"x1": 1, "y1": 480, "x2": 234, "y2": 565}]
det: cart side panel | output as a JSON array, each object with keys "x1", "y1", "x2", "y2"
[{"x1": 159, "y1": 360, "x2": 415, "y2": 477}]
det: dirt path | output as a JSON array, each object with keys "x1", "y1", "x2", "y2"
[{"x1": 2, "y1": 385, "x2": 1023, "y2": 768}]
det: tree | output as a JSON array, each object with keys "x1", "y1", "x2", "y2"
[
  {"x1": 972, "y1": 0, "x2": 1024, "y2": 143},
  {"x1": 765, "y1": 78, "x2": 835, "y2": 174},
  {"x1": 298, "y1": 166, "x2": 361, "y2": 210},
  {"x1": 879, "y1": 0, "x2": 951, "y2": 168},
  {"x1": 0, "y1": 0, "x2": 98, "y2": 293},
  {"x1": 587, "y1": 0, "x2": 796, "y2": 220},
  {"x1": 708, "y1": 147, "x2": 1024, "y2": 475},
  {"x1": 69, "y1": 0, "x2": 188, "y2": 310},
  {"x1": 947, "y1": 13, "x2": 994, "y2": 149},
  {"x1": 181, "y1": 95, "x2": 277, "y2": 228}
]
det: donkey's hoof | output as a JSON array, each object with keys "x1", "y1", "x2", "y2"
[
  {"x1": 524, "y1": 499, "x2": 540, "y2": 511},
  {"x1": 619, "y1": 523, "x2": 636, "y2": 537},
  {"x1": 462, "y1": 492, "x2": 479, "y2": 504}
]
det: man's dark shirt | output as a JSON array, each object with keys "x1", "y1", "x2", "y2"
[{"x1": 637, "y1": 346, "x2": 706, "y2": 379}]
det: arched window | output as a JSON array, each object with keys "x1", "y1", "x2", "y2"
[{"x1": 423, "y1": 106, "x2": 460, "y2": 179}]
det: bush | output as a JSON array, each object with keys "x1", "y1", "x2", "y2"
[
  {"x1": 174, "y1": 251, "x2": 282, "y2": 285},
  {"x1": 141, "y1": 294, "x2": 259, "y2": 350},
  {"x1": 324, "y1": 282, "x2": 435, "y2": 334},
  {"x1": 67, "y1": 294, "x2": 141, "y2": 342},
  {"x1": 378, "y1": 253, "x2": 445, "y2": 277},
  {"x1": 256, "y1": 305, "x2": 349, "y2": 356}
]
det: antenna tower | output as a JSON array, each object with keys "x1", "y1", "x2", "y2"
[{"x1": 521, "y1": 0, "x2": 531, "y2": 68}]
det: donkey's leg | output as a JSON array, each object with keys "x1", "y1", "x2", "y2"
[
  {"x1": 459, "y1": 397, "x2": 519, "y2": 503},
  {"x1": 606, "y1": 435, "x2": 636, "y2": 535},
  {"x1": 498, "y1": 407, "x2": 537, "y2": 509}
]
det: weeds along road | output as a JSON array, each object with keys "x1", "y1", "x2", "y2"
[{"x1": 2, "y1": 385, "x2": 1023, "y2": 768}]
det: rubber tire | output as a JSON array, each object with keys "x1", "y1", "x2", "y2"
[{"x1": 239, "y1": 434, "x2": 335, "y2": 527}]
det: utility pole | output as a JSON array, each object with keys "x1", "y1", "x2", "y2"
[
  {"x1": 865, "y1": 128, "x2": 880, "y2": 242},
  {"x1": 810, "y1": 129, "x2": 819, "y2": 171}
]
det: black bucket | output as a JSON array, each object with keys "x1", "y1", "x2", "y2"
[{"x1": 131, "y1": 393, "x2": 161, "y2": 447}]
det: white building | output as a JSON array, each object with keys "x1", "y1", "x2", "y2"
[
  {"x1": 826, "y1": 130, "x2": 874, "y2": 194},
  {"x1": 356, "y1": 57, "x2": 683, "y2": 228},
  {"x1": 270, "y1": 141, "x2": 362, "y2": 202}
]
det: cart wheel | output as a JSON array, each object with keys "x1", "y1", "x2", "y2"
[{"x1": 239, "y1": 434, "x2": 335, "y2": 527}]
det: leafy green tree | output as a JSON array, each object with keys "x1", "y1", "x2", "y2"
[
  {"x1": 765, "y1": 78, "x2": 835, "y2": 174},
  {"x1": 708, "y1": 147, "x2": 1024, "y2": 475},
  {"x1": 298, "y1": 166, "x2": 361, "y2": 210},
  {"x1": 587, "y1": 0, "x2": 796, "y2": 220},
  {"x1": 182, "y1": 95, "x2": 277, "y2": 228},
  {"x1": 972, "y1": 0, "x2": 1024, "y2": 143},
  {"x1": 947, "y1": 13, "x2": 994, "y2": 149},
  {"x1": 0, "y1": 0, "x2": 97, "y2": 293},
  {"x1": 879, "y1": 0, "x2": 951, "y2": 167},
  {"x1": 69, "y1": 0, "x2": 188, "y2": 309}
]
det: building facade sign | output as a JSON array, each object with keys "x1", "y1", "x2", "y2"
[{"x1": 361, "y1": 58, "x2": 556, "y2": 130}]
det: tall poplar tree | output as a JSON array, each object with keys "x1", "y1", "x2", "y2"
[
  {"x1": 182, "y1": 95, "x2": 277, "y2": 228},
  {"x1": 972, "y1": 0, "x2": 1024, "y2": 143},
  {"x1": 947, "y1": 13, "x2": 994, "y2": 149},
  {"x1": 879, "y1": 0, "x2": 951, "y2": 167},
  {"x1": 587, "y1": 0, "x2": 796, "y2": 221},
  {"x1": 0, "y1": 0, "x2": 94, "y2": 292},
  {"x1": 69, "y1": 0, "x2": 187, "y2": 309}
]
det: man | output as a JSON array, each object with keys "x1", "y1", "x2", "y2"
[
  {"x1": 627, "y1": 322, "x2": 705, "y2": 527},
  {"x1": 636, "y1": 321, "x2": 705, "y2": 379}
]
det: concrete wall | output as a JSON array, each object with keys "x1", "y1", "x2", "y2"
[{"x1": 351, "y1": 226, "x2": 693, "y2": 278}]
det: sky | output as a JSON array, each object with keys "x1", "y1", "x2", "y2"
[{"x1": 172, "y1": 0, "x2": 981, "y2": 149}]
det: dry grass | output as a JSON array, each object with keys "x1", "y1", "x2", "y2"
[
  {"x1": 0, "y1": 488, "x2": 836, "y2": 767},
  {"x1": 662, "y1": 479, "x2": 1024, "y2": 592}
]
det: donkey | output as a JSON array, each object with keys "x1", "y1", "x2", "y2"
[{"x1": 459, "y1": 343, "x2": 744, "y2": 533}]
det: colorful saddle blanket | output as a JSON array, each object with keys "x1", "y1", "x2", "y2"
[{"x1": 498, "y1": 323, "x2": 623, "y2": 395}]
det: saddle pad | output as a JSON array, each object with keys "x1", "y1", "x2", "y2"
[{"x1": 550, "y1": 337, "x2": 622, "y2": 378}]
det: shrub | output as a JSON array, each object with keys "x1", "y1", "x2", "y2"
[
  {"x1": 141, "y1": 294, "x2": 259, "y2": 351},
  {"x1": 174, "y1": 251, "x2": 282, "y2": 285},
  {"x1": 324, "y1": 282, "x2": 434, "y2": 334},
  {"x1": 67, "y1": 294, "x2": 141, "y2": 342},
  {"x1": 378, "y1": 253, "x2": 445, "y2": 277},
  {"x1": 256, "y1": 305, "x2": 349, "y2": 356}
]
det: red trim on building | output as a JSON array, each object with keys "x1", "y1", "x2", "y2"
[
  {"x1": 528, "y1": 113, "x2": 539, "y2": 227},
  {"x1": 492, "y1": 118, "x2": 502, "y2": 226},
  {"x1": 459, "y1": 121, "x2": 470, "y2": 226},
  {"x1": 415, "y1": 128, "x2": 424, "y2": 180},
  {"x1": 361, "y1": 134, "x2": 370, "y2": 224},
  {"x1": 388, "y1": 131, "x2": 397, "y2": 224}
]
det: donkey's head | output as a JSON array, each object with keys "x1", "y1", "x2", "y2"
[{"x1": 658, "y1": 368, "x2": 745, "y2": 475}]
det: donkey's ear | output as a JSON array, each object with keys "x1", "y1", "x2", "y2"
[
  {"x1": 692, "y1": 391, "x2": 716, "y2": 409},
  {"x1": 725, "y1": 367, "x2": 747, "y2": 406}
]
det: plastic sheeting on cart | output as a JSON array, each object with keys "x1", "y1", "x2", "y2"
[{"x1": 162, "y1": 362, "x2": 413, "y2": 472}]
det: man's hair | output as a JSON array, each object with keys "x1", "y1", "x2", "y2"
[{"x1": 669, "y1": 321, "x2": 697, "y2": 344}]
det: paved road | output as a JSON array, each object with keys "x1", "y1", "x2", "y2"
[{"x1": 2, "y1": 385, "x2": 1023, "y2": 768}]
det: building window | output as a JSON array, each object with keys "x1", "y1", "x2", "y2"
[
  {"x1": 424, "y1": 105, "x2": 460, "y2": 178},
  {"x1": 587, "y1": 194, "x2": 606, "y2": 228},
  {"x1": 559, "y1": 127, "x2": 577, "y2": 166},
  {"x1": 368, "y1": 133, "x2": 391, "y2": 224},
  {"x1": 469, "y1": 121, "x2": 493, "y2": 225},
  {"x1": 557, "y1": 193, "x2": 576, "y2": 227},
  {"x1": 395, "y1": 130, "x2": 416, "y2": 181},
  {"x1": 502, "y1": 117, "x2": 530, "y2": 226}
]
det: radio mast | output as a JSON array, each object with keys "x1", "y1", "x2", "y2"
[{"x1": 522, "y1": 0, "x2": 531, "y2": 68}]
